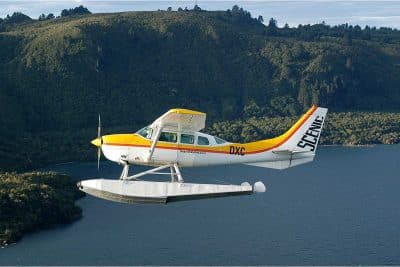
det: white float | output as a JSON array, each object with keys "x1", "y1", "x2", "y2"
[{"x1": 78, "y1": 179, "x2": 262, "y2": 204}]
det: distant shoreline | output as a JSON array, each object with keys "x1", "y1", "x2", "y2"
[{"x1": 321, "y1": 144, "x2": 376, "y2": 147}]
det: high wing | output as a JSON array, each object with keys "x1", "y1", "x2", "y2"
[
  {"x1": 150, "y1": 108, "x2": 206, "y2": 132},
  {"x1": 146, "y1": 108, "x2": 206, "y2": 161}
]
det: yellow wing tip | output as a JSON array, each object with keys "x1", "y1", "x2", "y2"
[{"x1": 169, "y1": 108, "x2": 206, "y2": 116}]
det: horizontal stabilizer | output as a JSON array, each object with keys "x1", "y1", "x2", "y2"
[
  {"x1": 245, "y1": 156, "x2": 314, "y2": 170},
  {"x1": 272, "y1": 150, "x2": 314, "y2": 155}
]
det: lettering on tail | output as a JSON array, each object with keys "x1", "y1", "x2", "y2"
[{"x1": 296, "y1": 116, "x2": 324, "y2": 151}]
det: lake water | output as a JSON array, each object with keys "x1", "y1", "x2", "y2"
[{"x1": 1, "y1": 145, "x2": 399, "y2": 265}]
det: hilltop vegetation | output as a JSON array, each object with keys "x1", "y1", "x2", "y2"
[
  {"x1": 209, "y1": 111, "x2": 400, "y2": 145},
  {"x1": 2, "y1": 112, "x2": 400, "y2": 171},
  {"x1": 0, "y1": 172, "x2": 84, "y2": 244},
  {"x1": 1, "y1": 6, "x2": 400, "y2": 170}
]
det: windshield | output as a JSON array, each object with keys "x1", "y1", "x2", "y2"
[
  {"x1": 214, "y1": 136, "x2": 227, "y2": 144},
  {"x1": 136, "y1": 126, "x2": 152, "y2": 139}
]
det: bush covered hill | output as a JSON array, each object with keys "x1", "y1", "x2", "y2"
[
  {"x1": 1, "y1": 7, "x2": 400, "y2": 170},
  {"x1": 0, "y1": 172, "x2": 84, "y2": 244},
  {"x1": 208, "y1": 111, "x2": 400, "y2": 145}
]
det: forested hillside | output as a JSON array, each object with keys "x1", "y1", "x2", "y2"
[
  {"x1": 0, "y1": 172, "x2": 83, "y2": 244},
  {"x1": 1, "y1": 7, "x2": 400, "y2": 170}
]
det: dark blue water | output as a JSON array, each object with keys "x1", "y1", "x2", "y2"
[{"x1": 1, "y1": 145, "x2": 399, "y2": 265}]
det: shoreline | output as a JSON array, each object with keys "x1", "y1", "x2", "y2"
[
  {"x1": 0, "y1": 172, "x2": 85, "y2": 246},
  {"x1": 320, "y1": 144, "x2": 377, "y2": 147}
]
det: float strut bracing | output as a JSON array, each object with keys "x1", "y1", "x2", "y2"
[
  {"x1": 120, "y1": 164, "x2": 130, "y2": 180},
  {"x1": 123, "y1": 163, "x2": 184, "y2": 182}
]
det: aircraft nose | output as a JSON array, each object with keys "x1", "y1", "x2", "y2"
[{"x1": 91, "y1": 137, "x2": 102, "y2": 147}]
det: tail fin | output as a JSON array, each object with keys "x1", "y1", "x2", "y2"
[
  {"x1": 279, "y1": 105, "x2": 328, "y2": 152},
  {"x1": 245, "y1": 105, "x2": 328, "y2": 170}
]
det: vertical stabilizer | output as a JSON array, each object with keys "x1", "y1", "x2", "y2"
[
  {"x1": 245, "y1": 105, "x2": 328, "y2": 170},
  {"x1": 279, "y1": 105, "x2": 328, "y2": 152}
]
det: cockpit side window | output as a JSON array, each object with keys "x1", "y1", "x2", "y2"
[
  {"x1": 197, "y1": 136, "x2": 210, "y2": 146},
  {"x1": 180, "y1": 134, "x2": 194, "y2": 144},
  {"x1": 214, "y1": 137, "x2": 227, "y2": 144},
  {"x1": 159, "y1": 131, "x2": 177, "y2": 143}
]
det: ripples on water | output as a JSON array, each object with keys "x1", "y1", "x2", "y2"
[{"x1": 0, "y1": 145, "x2": 399, "y2": 265}]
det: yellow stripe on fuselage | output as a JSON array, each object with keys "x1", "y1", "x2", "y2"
[{"x1": 102, "y1": 105, "x2": 317, "y2": 155}]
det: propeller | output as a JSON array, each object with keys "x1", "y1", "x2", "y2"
[
  {"x1": 90, "y1": 114, "x2": 103, "y2": 170},
  {"x1": 97, "y1": 114, "x2": 101, "y2": 170}
]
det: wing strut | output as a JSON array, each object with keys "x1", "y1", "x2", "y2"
[{"x1": 146, "y1": 125, "x2": 163, "y2": 162}]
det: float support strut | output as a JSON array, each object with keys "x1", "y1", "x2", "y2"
[
  {"x1": 173, "y1": 163, "x2": 183, "y2": 183},
  {"x1": 120, "y1": 164, "x2": 130, "y2": 180}
]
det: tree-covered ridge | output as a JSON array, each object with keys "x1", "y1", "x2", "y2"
[
  {"x1": 0, "y1": 172, "x2": 84, "y2": 245},
  {"x1": 1, "y1": 7, "x2": 400, "y2": 171},
  {"x1": 0, "y1": 111, "x2": 398, "y2": 172},
  {"x1": 1, "y1": 8, "x2": 400, "y2": 128},
  {"x1": 208, "y1": 112, "x2": 400, "y2": 145}
]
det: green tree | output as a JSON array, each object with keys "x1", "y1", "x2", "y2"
[
  {"x1": 267, "y1": 18, "x2": 278, "y2": 36},
  {"x1": 193, "y1": 5, "x2": 202, "y2": 11},
  {"x1": 38, "y1": 14, "x2": 46, "y2": 21},
  {"x1": 46, "y1": 13, "x2": 55, "y2": 20},
  {"x1": 61, "y1": 5, "x2": 91, "y2": 17}
]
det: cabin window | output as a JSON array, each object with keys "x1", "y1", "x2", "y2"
[
  {"x1": 180, "y1": 134, "x2": 194, "y2": 144},
  {"x1": 214, "y1": 137, "x2": 227, "y2": 144},
  {"x1": 137, "y1": 127, "x2": 152, "y2": 139},
  {"x1": 159, "y1": 131, "x2": 177, "y2": 143},
  {"x1": 197, "y1": 136, "x2": 210, "y2": 146}
]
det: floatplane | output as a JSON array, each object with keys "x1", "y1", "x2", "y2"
[{"x1": 77, "y1": 105, "x2": 327, "y2": 204}]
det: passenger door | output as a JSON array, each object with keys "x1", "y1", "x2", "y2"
[
  {"x1": 152, "y1": 131, "x2": 178, "y2": 164},
  {"x1": 177, "y1": 133, "x2": 196, "y2": 167}
]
